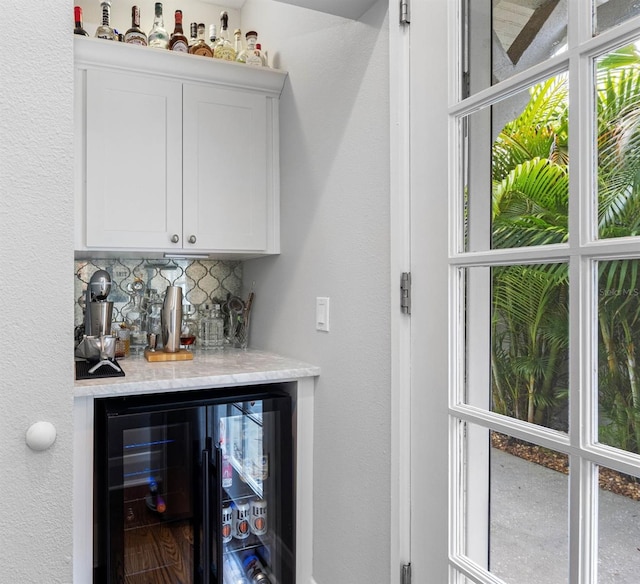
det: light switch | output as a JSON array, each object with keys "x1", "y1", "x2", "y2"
[{"x1": 316, "y1": 297, "x2": 330, "y2": 332}]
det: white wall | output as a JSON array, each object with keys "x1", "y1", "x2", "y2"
[
  {"x1": 242, "y1": 1, "x2": 391, "y2": 583},
  {"x1": 0, "y1": 1, "x2": 388, "y2": 581},
  {"x1": 0, "y1": 2, "x2": 74, "y2": 582}
]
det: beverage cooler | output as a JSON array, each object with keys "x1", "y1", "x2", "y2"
[{"x1": 93, "y1": 384, "x2": 294, "y2": 584}]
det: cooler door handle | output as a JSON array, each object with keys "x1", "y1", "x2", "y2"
[
  {"x1": 214, "y1": 445, "x2": 224, "y2": 584},
  {"x1": 202, "y1": 448, "x2": 211, "y2": 584}
]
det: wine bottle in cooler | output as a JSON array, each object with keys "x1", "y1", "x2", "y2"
[{"x1": 219, "y1": 417, "x2": 233, "y2": 488}]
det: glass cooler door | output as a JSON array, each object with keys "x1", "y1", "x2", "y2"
[
  {"x1": 94, "y1": 404, "x2": 206, "y2": 584},
  {"x1": 211, "y1": 393, "x2": 293, "y2": 584}
]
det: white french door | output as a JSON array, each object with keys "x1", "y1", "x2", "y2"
[{"x1": 409, "y1": 1, "x2": 640, "y2": 583}]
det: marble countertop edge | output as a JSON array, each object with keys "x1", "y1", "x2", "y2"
[{"x1": 74, "y1": 349, "x2": 320, "y2": 398}]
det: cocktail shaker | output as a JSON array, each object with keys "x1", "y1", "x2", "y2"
[{"x1": 161, "y1": 286, "x2": 183, "y2": 353}]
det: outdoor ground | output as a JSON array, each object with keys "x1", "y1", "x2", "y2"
[{"x1": 491, "y1": 432, "x2": 640, "y2": 500}]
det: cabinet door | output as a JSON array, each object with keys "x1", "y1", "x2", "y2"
[
  {"x1": 183, "y1": 84, "x2": 271, "y2": 252},
  {"x1": 85, "y1": 69, "x2": 183, "y2": 249}
]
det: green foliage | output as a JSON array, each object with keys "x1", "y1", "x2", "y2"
[{"x1": 490, "y1": 43, "x2": 640, "y2": 452}]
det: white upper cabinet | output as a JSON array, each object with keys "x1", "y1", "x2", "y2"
[
  {"x1": 74, "y1": 36, "x2": 287, "y2": 258},
  {"x1": 182, "y1": 84, "x2": 271, "y2": 252}
]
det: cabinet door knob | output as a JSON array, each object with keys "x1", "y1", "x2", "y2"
[
  {"x1": 171, "y1": 234, "x2": 180, "y2": 244},
  {"x1": 188, "y1": 235, "x2": 197, "y2": 244}
]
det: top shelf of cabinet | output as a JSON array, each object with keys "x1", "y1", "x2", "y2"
[
  {"x1": 74, "y1": 36, "x2": 288, "y2": 98},
  {"x1": 271, "y1": 0, "x2": 377, "y2": 20}
]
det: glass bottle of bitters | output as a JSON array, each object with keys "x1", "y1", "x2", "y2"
[
  {"x1": 95, "y1": 0, "x2": 115, "y2": 40},
  {"x1": 148, "y1": 2, "x2": 169, "y2": 49},
  {"x1": 169, "y1": 10, "x2": 189, "y2": 52},
  {"x1": 74, "y1": 6, "x2": 89, "y2": 36},
  {"x1": 124, "y1": 6, "x2": 148, "y2": 45},
  {"x1": 213, "y1": 11, "x2": 236, "y2": 61}
]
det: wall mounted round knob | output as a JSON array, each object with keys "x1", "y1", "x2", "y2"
[
  {"x1": 25, "y1": 421, "x2": 57, "y2": 451},
  {"x1": 171, "y1": 234, "x2": 180, "y2": 243},
  {"x1": 188, "y1": 235, "x2": 197, "y2": 244}
]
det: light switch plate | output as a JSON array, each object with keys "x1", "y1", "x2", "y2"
[{"x1": 316, "y1": 297, "x2": 330, "y2": 332}]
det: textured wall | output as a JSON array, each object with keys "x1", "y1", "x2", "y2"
[
  {"x1": 0, "y1": 2, "x2": 74, "y2": 582},
  {"x1": 241, "y1": 1, "x2": 391, "y2": 583}
]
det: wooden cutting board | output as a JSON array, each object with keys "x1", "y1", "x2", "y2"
[{"x1": 144, "y1": 349, "x2": 194, "y2": 362}]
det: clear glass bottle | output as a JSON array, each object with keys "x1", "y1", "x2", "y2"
[
  {"x1": 74, "y1": 6, "x2": 89, "y2": 36},
  {"x1": 199, "y1": 303, "x2": 225, "y2": 350},
  {"x1": 234, "y1": 29, "x2": 243, "y2": 56},
  {"x1": 255, "y1": 43, "x2": 268, "y2": 67},
  {"x1": 237, "y1": 31, "x2": 266, "y2": 67},
  {"x1": 188, "y1": 22, "x2": 197, "y2": 49},
  {"x1": 189, "y1": 23, "x2": 214, "y2": 57},
  {"x1": 146, "y1": 289, "x2": 163, "y2": 337},
  {"x1": 124, "y1": 5, "x2": 148, "y2": 46},
  {"x1": 95, "y1": 0, "x2": 115, "y2": 40},
  {"x1": 169, "y1": 9, "x2": 189, "y2": 52},
  {"x1": 208, "y1": 24, "x2": 217, "y2": 50},
  {"x1": 122, "y1": 280, "x2": 147, "y2": 354},
  {"x1": 148, "y1": 2, "x2": 169, "y2": 49},
  {"x1": 213, "y1": 11, "x2": 236, "y2": 61}
]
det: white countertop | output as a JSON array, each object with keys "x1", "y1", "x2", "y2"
[{"x1": 74, "y1": 349, "x2": 320, "y2": 398}]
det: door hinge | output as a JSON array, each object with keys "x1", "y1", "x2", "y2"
[
  {"x1": 400, "y1": 0, "x2": 410, "y2": 25},
  {"x1": 401, "y1": 272, "x2": 411, "y2": 315},
  {"x1": 402, "y1": 563, "x2": 412, "y2": 584}
]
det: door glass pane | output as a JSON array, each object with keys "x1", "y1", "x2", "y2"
[
  {"x1": 464, "y1": 0, "x2": 568, "y2": 97},
  {"x1": 464, "y1": 263, "x2": 569, "y2": 431},
  {"x1": 462, "y1": 73, "x2": 569, "y2": 252},
  {"x1": 594, "y1": 1, "x2": 640, "y2": 36},
  {"x1": 597, "y1": 258, "x2": 640, "y2": 455},
  {"x1": 460, "y1": 423, "x2": 569, "y2": 582},
  {"x1": 214, "y1": 398, "x2": 294, "y2": 584},
  {"x1": 595, "y1": 41, "x2": 640, "y2": 240},
  {"x1": 597, "y1": 464, "x2": 640, "y2": 582}
]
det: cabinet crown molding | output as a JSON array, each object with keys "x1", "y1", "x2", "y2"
[
  {"x1": 271, "y1": 0, "x2": 377, "y2": 19},
  {"x1": 74, "y1": 36, "x2": 288, "y2": 97}
]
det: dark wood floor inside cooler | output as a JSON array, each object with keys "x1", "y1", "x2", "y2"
[{"x1": 124, "y1": 520, "x2": 193, "y2": 584}]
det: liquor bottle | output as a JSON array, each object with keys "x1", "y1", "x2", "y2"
[
  {"x1": 73, "y1": 6, "x2": 89, "y2": 36},
  {"x1": 237, "y1": 31, "x2": 266, "y2": 67},
  {"x1": 189, "y1": 23, "x2": 214, "y2": 57},
  {"x1": 234, "y1": 28, "x2": 243, "y2": 56},
  {"x1": 148, "y1": 2, "x2": 169, "y2": 49},
  {"x1": 188, "y1": 22, "x2": 197, "y2": 48},
  {"x1": 213, "y1": 11, "x2": 236, "y2": 61},
  {"x1": 124, "y1": 6, "x2": 148, "y2": 45},
  {"x1": 255, "y1": 44, "x2": 268, "y2": 67},
  {"x1": 169, "y1": 9, "x2": 189, "y2": 52},
  {"x1": 95, "y1": 0, "x2": 115, "y2": 40},
  {"x1": 208, "y1": 24, "x2": 217, "y2": 50}
]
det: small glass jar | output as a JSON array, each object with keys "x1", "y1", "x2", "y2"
[
  {"x1": 113, "y1": 323, "x2": 130, "y2": 358},
  {"x1": 180, "y1": 304, "x2": 199, "y2": 350}
]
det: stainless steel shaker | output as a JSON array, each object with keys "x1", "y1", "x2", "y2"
[{"x1": 161, "y1": 286, "x2": 183, "y2": 353}]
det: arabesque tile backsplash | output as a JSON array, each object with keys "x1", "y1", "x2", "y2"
[{"x1": 75, "y1": 258, "x2": 243, "y2": 326}]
